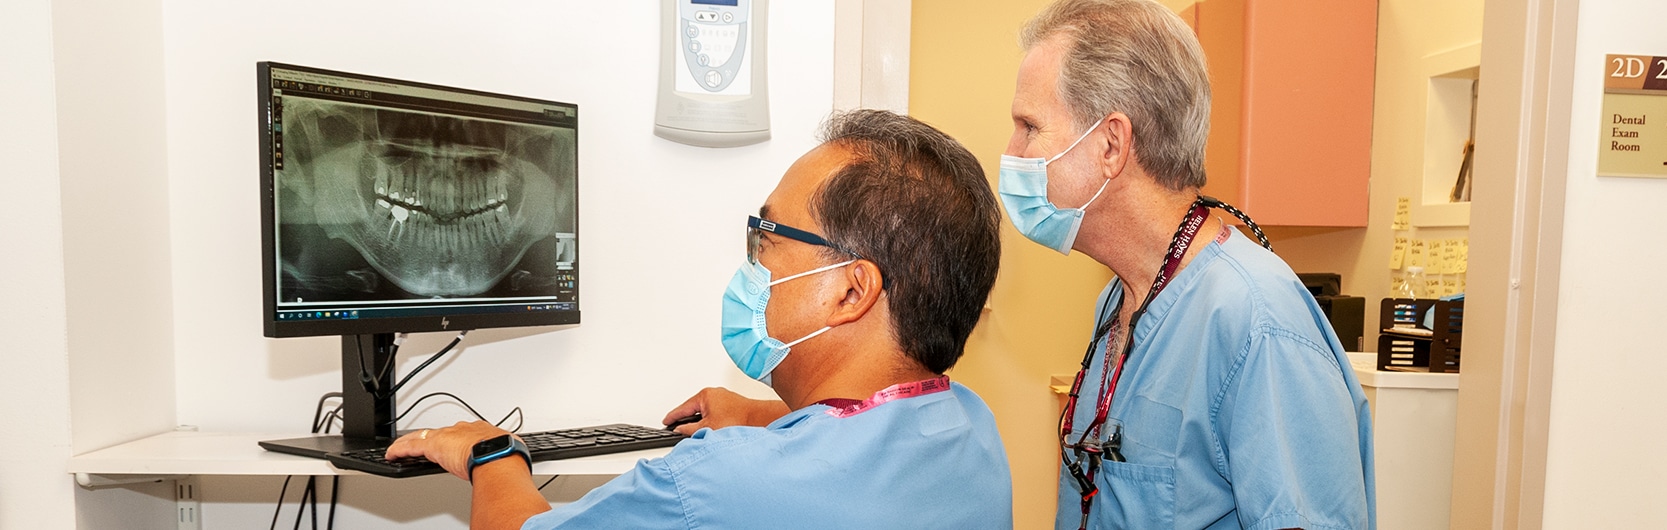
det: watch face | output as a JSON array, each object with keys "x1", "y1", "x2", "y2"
[{"x1": 472, "y1": 435, "x2": 513, "y2": 458}]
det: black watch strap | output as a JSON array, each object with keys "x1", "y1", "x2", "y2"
[{"x1": 467, "y1": 434, "x2": 532, "y2": 481}]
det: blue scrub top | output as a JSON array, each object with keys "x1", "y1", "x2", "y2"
[
  {"x1": 526, "y1": 382, "x2": 1014, "y2": 529},
  {"x1": 1056, "y1": 227, "x2": 1376, "y2": 529}
]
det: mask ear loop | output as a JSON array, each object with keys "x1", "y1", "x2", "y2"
[
  {"x1": 767, "y1": 259, "x2": 856, "y2": 287},
  {"x1": 1075, "y1": 178, "x2": 1112, "y2": 212},
  {"x1": 771, "y1": 260, "x2": 857, "y2": 350},
  {"x1": 782, "y1": 325, "x2": 834, "y2": 348},
  {"x1": 1044, "y1": 119, "x2": 1104, "y2": 165},
  {"x1": 1050, "y1": 119, "x2": 1112, "y2": 212}
]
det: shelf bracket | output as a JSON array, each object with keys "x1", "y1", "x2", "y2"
[{"x1": 74, "y1": 472, "x2": 186, "y2": 489}]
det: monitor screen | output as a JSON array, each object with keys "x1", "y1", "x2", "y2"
[{"x1": 259, "y1": 62, "x2": 580, "y2": 338}]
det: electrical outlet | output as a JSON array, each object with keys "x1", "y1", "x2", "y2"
[{"x1": 176, "y1": 477, "x2": 201, "y2": 530}]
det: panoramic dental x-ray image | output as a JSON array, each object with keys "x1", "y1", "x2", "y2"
[{"x1": 275, "y1": 98, "x2": 576, "y2": 303}]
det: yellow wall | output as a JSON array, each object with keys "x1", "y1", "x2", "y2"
[{"x1": 911, "y1": 1, "x2": 1113, "y2": 527}]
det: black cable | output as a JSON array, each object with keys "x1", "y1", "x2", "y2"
[
  {"x1": 494, "y1": 404, "x2": 525, "y2": 432},
  {"x1": 387, "y1": 391, "x2": 525, "y2": 432},
  {"x1": 383, "y1": 331, "x2": 469, "y2": 398},
  {"x1": 293, "y1": 477, "x2": 312, "y2": 530},
  {"x1": 310, "y1": 477, "x2": 319, "y2": 530},
  {"x1": 538, "y1": 475, "x2": 561, "y2": 491},
  {"x1": 354, "y1": 338, "x2": 380, "y2": 396},
  {"x1": 312, "y1": 393, "x2": 343, "y2": 434},
  {"x1": 269, "y1": 476, "x2": 293, "y2": 530},
  {"x1": 273, "y1": 392, "x2": 345, "y2": 530},
  {"x1": 327, "y1": 475, "x2": 340, "y2": 530},
  {"x1": 354, "y1": 334, "x2": 405, "y2": 397},
  {"x1": 316, "y1": 397, "x2": 341, "y2": 530},
  {"x1": 377, "y1": 334, "x2": 404, "y2": 391},
  {"x1": 315, "y1": 408, "x2": 342, "y2": 434}
]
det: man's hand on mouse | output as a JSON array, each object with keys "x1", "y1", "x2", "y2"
[{"x1": 662, "y1": 387, "x2": 792, "y2": 435}]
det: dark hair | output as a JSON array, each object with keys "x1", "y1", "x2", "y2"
[{"x1": 810, "y1": 110, "x2": 1001, "y2": 374}]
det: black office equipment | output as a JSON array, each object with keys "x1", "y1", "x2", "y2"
[
  {"x1": 256, "y1": 62, "x2": 581, "y2": 458},
  {"x1": 1297, "y1": 273, "x2": 1365, "y2": 352},
  {"x1": 327, "y1": 424, "x2": 686, "y2": 478}
]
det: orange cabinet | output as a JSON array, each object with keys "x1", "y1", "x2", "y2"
[{"x1": 1184, "y1": 0, "x2": 1378, "y2": 227}]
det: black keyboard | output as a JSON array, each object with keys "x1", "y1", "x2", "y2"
[{"x1": 325, "y1": 423, "x2": 687, "y2": 478}]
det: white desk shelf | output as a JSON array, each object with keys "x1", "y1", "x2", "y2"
[{"x1": 67, "y1": 430, "x2": 669, "y2": 486}]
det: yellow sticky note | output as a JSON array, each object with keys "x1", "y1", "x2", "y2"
[
  {"x1": 1425, "y1": 277, "x2": 1444, "y2": 296},
  {"x1": 1442, "y1": 239, "x2": 1462, "y2": 274},
  {"x1": 1389, "y1": 237, "x2": 1408, "y2": 270},
  {"x1": 1427, "y1": 240, "x2": 1447, "y2": 273},
  {"x1": 1459, "y1": 275, "x2": 1467, "y2": 293},
  {"x1": 1408, "y1": 239, "x2": 1427, "y2": 268},
  {"x1": 1392, "y1": 197, "x2": 1411, "y2": 230},
  {"x1": 1441, "y1": 278, "x2": 1459, "y2": 296},
  {"x1": 1457, "y1": 238, "x2": 1469, "y2": 274}
]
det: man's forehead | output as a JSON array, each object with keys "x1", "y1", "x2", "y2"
[
  {"x1": 1014, "y1": 37, "x2": 1070, "y2": 120},
  {"x1": 761, "y1": 143, "x2": 851, "y2": 225}
]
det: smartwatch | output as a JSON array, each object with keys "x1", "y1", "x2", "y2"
[{"x1": 467, "y1": 434, "x2": 532, "y2": 480}]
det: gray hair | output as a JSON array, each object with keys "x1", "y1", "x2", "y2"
[{"x1": 1021, "y1": 0, "x2": 1211, "y2": 190}]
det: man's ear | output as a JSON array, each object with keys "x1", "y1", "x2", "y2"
[
  {"x1": 826, "y1": 260, "x2": 884, "y2": 327},
  {"x1": 1097, "y1": 113, "x2": 1134, "y2": 182}
]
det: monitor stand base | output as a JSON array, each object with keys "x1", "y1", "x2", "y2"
[{"x1": 258, "y1": 435, "x2": 394, "y2": 460}]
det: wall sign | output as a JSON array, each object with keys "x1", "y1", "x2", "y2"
[{"x1": 1599, "y1": 54, "x2": 1667, "y2": 178}]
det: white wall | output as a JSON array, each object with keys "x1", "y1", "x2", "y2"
[
  {"x1": 154, "y1": 0, "x2": 836, "y2": 526},
  {"x1": 0, "y1": 0, "x2": 78, "y2": 527},
  {"x1": 1540, "y1": 0, "x2": 1667, "y2": 527},
  {"x1": 3, "y1": 0, "x2": 182, "y2": 527},
  {"x1": 53, "y1": 0, "x2": 179, "y2": 457}
]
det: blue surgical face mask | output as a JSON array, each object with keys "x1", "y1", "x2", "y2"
[
  {"x1": 720, "y1": 258, "x2": 855, "y2": 386},
  {"x1": 998, "y1": 123, "x2": 1111, "y2": 255}
]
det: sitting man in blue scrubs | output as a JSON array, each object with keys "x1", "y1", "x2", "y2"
[{"x1": 386, "y1": 109, "x2": 1014, "y2": 529}]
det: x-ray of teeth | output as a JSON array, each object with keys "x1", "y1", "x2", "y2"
[{"x1": 276, "y1": 97, "x2": 576, "y2": 301}]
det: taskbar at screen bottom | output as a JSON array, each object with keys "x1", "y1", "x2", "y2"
[
  {"x1": 275, "y1": 301, "x2": 576, "y2": 323},
  {"x1": 265, "y1": 302, "x2": 578, "y2": 338}
]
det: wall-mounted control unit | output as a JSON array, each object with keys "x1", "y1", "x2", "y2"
[{"x1": 654, "y1": 0, "x2": 770, "y2": 148}]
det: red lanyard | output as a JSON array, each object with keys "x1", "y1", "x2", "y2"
[
  {"x1": 1057, "y1": 196, "x2": 1270, "y2": 530},
  {"x1": 1057, "y1": 198, "x2": 1212, "y2": 530},
  {"x1": 1060, "y1": 200, "x2": 1212, "y2": 442}
]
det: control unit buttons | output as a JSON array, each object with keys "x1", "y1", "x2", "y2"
[
  {"x1": 696, "y1": 11, "x2": 718, "y2": 22},
  {"x1": 705, "y1": 70, "x2": 723, "y2": 87},
  {"x1": 698, "y1": 54, "x2": 710, "y2": 66},
  {"x1": 688, "y1": 40, "x2": 700, "y2": 53},
  {"x1": 721, "y1": 12, "x2": 734, "y2": 23},
  {"x1": 685, "y1": 24, "x2": 699, "y2": 38}
]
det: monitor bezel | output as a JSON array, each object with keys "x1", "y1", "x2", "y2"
[{"x1": 257, "y1": 61, "x2": 581, "y2": 339}]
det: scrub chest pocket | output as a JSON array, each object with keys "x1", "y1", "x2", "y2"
[{"x1": 1059, "y1": 393, "x2": 1185, "y2": 528}]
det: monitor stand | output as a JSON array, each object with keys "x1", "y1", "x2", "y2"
[{"x1": 260, "y1": 333, "x2": 399, "y2": 459}]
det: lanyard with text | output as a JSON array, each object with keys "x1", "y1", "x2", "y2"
[
  {"x1": 1060, "y1": 198, "x2": 1210, "y2": 445},
  {"x1": 822, "y1": 375, "x2": 951, "y2": 418},
  {"x1": 1057, "y1": 195, "x2": 1269, "y2": 529}
]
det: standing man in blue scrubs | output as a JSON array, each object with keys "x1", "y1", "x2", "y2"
[
  {"x1": 386, "y1": 110, "x2": 1014, "y2": 529},
  {"x1": 1003, "y1": 1, "x2": 1375, "y2": 528}
]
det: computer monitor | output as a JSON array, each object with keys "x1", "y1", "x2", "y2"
[{"x1": 256, "y1": 62, "x2": 579, "y2": 457}]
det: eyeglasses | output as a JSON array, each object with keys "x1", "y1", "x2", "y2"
[{"x1": 746, "y1": 215, "x2": 863, "y2": 264}]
